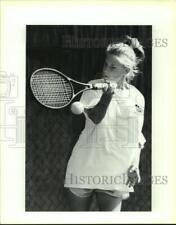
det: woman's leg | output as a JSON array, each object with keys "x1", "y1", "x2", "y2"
[
  {"x1": 66, "y1": 188, "x2": 93, "y2": 211},
  {"x1": 96, "y1": 191, "x2": 122, "y2": 211}
]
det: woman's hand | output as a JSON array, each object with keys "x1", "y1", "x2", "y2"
[
  {"x1": 126, "y1": 165, "x2": 141, "y2": 187},
  {"x1": 102, "y1": 80, "x2": 116, "y2": 94}
]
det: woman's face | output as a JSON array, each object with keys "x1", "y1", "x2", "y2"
[{"x1": 102, "y1": 53, "x2": 129, "y2": 82}]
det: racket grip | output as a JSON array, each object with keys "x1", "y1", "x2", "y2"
[{"x1": 92, "y1": 83, "x2": 117, "y2": 89}]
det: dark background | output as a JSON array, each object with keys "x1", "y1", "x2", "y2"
[{"x1": 26, "y1": 25, "x2": 152, "y2": 211}]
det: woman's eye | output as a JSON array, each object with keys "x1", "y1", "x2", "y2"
[{"x1": 110, "y1": 66, "x2": 117, "y2": 70}]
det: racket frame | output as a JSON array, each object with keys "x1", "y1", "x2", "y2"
[{"x1": 30, "y1": 67, "x2": 93, "y2": 109}]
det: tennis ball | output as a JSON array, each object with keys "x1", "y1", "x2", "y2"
[{"x1": 71, "y1": 101, "x2": 84, "y2": 115}]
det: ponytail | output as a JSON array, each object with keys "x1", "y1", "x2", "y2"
[{"x1": 123, "y1": 35, "x2": 145, "y2": 64}]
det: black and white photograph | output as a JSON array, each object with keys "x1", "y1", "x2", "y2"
[
  {"x1": 26, "y1": 25, "x2": 152, "y2": 211},
  {"x1": 1, "y1": 0, "x2": 176, "y2": 223}
]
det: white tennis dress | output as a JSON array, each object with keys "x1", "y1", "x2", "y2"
[{"x1": 64, "y1": 80, "x2": 146, "y2": 193}]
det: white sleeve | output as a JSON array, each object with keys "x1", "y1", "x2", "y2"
[
  {"x1": 131, "y1": 90, "x2": 146, "y2": 169},
  {"x1": 135, "y1": 90, "x2": 146, "y2": 148},
  {"x1": 136, "y1": 91, "x2": 145, "y2": 132}
]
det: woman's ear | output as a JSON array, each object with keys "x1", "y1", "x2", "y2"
[{"x1": 124, "y1": 67, "x2": 130, "y2": 74}]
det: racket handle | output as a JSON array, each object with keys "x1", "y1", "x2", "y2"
[{"x1": 92, "y1": 83, "x2": 117, "y2": 89}]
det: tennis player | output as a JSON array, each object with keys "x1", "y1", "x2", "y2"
[{"x1": 64, "y1": 36, "x2": 146, "y2": 211}]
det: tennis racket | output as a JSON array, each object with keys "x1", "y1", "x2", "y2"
[{"x1": 30, "y1": 68, "x2": 117, "y2": 109}]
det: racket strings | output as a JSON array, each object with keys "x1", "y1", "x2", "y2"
[{"x1": 31, "y1": 71, "x2": 73, "y2": 108}]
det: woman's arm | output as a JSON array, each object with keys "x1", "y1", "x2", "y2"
[{"x1": 84, "y1": 86, "x2": 114, "y2": 124}]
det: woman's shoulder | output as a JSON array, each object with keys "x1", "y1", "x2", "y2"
[
  {"x1": 129, "y1": 84, "x2": 144, "y2": 98},
  {"x1": 129, "y1": 84, "x2": 145, "y2": 107}
]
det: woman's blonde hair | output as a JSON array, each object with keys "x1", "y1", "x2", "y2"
[{"x1": 106, "y1": 36, "x2": 145, "y2": 82}]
